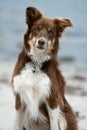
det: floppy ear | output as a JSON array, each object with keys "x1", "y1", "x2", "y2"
[
  {"x1": 26, "y1": 7, "x2": 42, "y2": 26},
  {"x1": 54, "y1": 18, "x2": 73, "y2": 36}
]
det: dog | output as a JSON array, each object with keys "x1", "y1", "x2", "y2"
[{"x1": 12, "y1": 6, "x2": 78, "y2": 130}]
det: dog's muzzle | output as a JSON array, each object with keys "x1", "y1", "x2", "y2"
[{"x1": 36, "y1": 37, "x2": 47, "y2": 50}]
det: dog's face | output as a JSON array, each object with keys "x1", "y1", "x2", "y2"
[
  {"x1": 24, "y1": 7, "x2": 73, "y2": 64},
  {"x1": 28, "y1": 18, "x2": 57, "y2": 54}
]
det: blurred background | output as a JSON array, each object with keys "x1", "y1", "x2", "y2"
[{"x1": 0, "y1": 0, "x2": 87, "y2": 130}]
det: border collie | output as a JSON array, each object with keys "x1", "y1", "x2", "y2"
[{"x1": 12, "y1": 6, "x2": 78, "y2": 130}]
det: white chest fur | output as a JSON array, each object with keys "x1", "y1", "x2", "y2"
[{"x1": 13, "y1": 63, "x2": 51, "y2": 121}]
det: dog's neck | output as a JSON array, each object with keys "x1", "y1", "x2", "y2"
[{"x1": 28, "y1": 48, "x2": 51, "y2": 69}]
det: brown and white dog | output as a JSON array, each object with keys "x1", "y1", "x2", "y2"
[{"x1": 12, "y1": 7, "x2": 78, "y2": 130}]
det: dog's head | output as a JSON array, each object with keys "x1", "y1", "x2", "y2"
[{"x1": 24, "y1": 7, "x2": 73, "y2": 64}]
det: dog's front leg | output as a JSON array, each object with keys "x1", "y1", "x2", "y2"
[
  {"x1": 14, "y1": 110, "x2": 24, "y2": 130},
  {"x1": 14, "y1": 94, "x2": 25, "y2": 130},
  {"x1": 46, "y1": 98, "x2": 67, "y2": 130}
]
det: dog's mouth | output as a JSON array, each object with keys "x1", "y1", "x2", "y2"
[{"x1": 37, "y1": 45, "x2": 45, "y2": 50}]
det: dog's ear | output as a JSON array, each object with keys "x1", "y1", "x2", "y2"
[
  {"x1": 54, "y1": 18, "x2": 73, "y2": 36},
  {"x1": 26, "y1": 7, "x2": 42, "y2": 26}
]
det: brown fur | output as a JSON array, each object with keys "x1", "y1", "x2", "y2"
[{"x1": 12, "y1": 6, "x2": 78, "y2": 130}]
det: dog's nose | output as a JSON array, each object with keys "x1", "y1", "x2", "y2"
[{"x1": 38, "y1": 38, "x2": 46, "y2": 46}]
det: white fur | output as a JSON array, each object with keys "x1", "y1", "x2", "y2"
[
  {"x1": 13, "y1": 62, "x2": 51, "y2": 122},
  {"x1": 28, "y1": 48, "x2": 50, "y2": 68},
  {"x1": 47, "y1": 105, "x2": 67, "y2": 130},
  {"x1": 13, "y1": 61, "x2": 67, "y2": 130}
]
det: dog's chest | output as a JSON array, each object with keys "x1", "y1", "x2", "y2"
[{"x1": 13, "y1": 62, "x2": 51, "y2": 120}]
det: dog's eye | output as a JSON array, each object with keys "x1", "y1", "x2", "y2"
[{"x1": 48, "y1": 29, "x2": 54, "y2": 35}]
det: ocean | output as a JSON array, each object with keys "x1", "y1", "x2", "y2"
[{"x1": 0, "y1": 0, "x2": 87, "y2": 70}]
